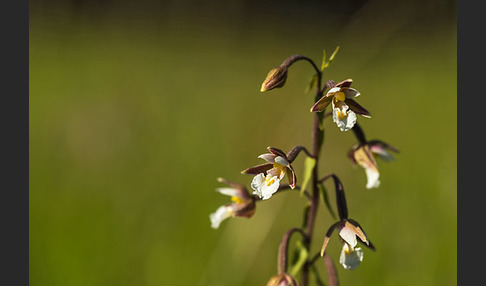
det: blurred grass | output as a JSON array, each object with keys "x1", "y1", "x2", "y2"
[{"x1": 30, "y1": 1, "x2": 456, "y2": 285}]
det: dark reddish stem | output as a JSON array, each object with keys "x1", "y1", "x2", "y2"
[
  {"x1": 282, "y1": 55, "x2": 322, "y2": 92},
  {"x1": 300, "y1": 57, "x2": 326, "y2": 286},
  {"x1": 278, "y1": 228, "x2": 306, "y2": 274},
  {"x1": 276, "y1": 56, "x2": 337, "y2": 286},
  {"x1": 323, "y1": 253, "x2": 339, "y2": 286},
  {"x1": 301, "y1": 110, "x2": 321, "y2": 286}
]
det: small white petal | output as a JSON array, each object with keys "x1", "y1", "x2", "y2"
[
  {"x1": 251, "y1": 174, "x2": 280, "y2": 200},
  {"x1": 365, "y1": 167, "x2": 380, "y2": 189},
  {"x1": 333, "y1": 108, "x2": 357, "y2": 131},
  {"x1": 216, "y1": 188, "x2": 240, "y2": 198},
  {"x1": 258, "y1": 153, "x2": 276, "y2": 163},
  {"x1": 327, "y1": 87, "x2": 341, "y2": 94},
  {"x1": 339, "y1": 245, "x2": 364, "y2": 270},
  {"x1": 251, "y1": 173, "x2": 266, "y2": 197},
  {"x1": 339, "y1": 226, "x2": 358, "y2": 247},
  {"x1": 274, "y1": 156, "x2": 289, "y2": 167},
  {"x1": 210, "y1": 205, "x2": 233, "y2": 229},
  {"x1": 261, "y1": 176, "x2": 280, "y2": 200}
]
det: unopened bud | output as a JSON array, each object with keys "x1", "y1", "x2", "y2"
[
  {"x1": 261, "y1": 66, "x2": 288, "y2": 92},
  {"x1": 266, "y1": 273, "x2": 299, "y2": 286}
]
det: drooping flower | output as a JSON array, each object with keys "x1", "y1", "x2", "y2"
[
  {"x1": 320, "y1": 219, "x2": 375, "y2": 270},
  {"x1": 266, "y1": 273, "x2": 299, "y2": 286},
  {"x1": 310, "y1": 79, "x2": 371, "y2": 131},
  {"x1": 209, "y1": 178, "x2": 256, "y2": 229},
  {"x1": 242, "y1": 147, "x2": 297, "y2": 200},
  {"x1": 349, "y1": 140, "x2": 399, "y2": 189}
]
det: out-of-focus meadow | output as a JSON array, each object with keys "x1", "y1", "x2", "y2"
[{"x1": 30, "y1": 0, "x2": 456, "y2": 285}]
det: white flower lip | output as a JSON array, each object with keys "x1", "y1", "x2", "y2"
[
  {"x1": 209, "y1": 205, "x2": 233, "y2": 229},
  {"x1": 251, "y1": 173, "x2": 280, "y2": 200},
  {"x1": 365, "y1": 167, "x2": 380, "y2": 189},
  {"x1": 339, "y1": 244, "x2": 364, "y2": 270},
  {"x1": 333, "y1": 108, "x2": 357, "y2": 131}
]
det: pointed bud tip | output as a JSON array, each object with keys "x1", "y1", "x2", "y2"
[{"x1": 260, "y1": 66, "x2": 287, "y2": 92}]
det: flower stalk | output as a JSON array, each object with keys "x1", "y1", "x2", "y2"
[{"x1": 278, "y1": 228, "x2": 306, "y2": 274}]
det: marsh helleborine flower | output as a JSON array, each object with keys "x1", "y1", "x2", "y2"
[
  {"x1": 321, "y1": 219, "x2": 375, "y2": 270},
  {"x1": 310, "y1": 79, "x2": 371, "y2": 131},
  {"x1": 241, "y1": 147, "x2": 296, "y2": 200},
  {"x1": 349, "y1": 140, "x2": 399, "y2": 189},
  {"x1": 209, "y1": 178, "x2": 256, "y2": 229}
]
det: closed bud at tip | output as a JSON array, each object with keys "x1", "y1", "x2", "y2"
[
  {"x1": 266, "y1": 273, "x2": 299, "y2": 286},
  {"x1": 261, "y1": 66, "x2": 288, "y2": 92}
]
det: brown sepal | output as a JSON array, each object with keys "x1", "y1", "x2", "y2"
[
  {"x1": 346, "y1": 98, "x2": 371, "y2": 118},
  {"x1": 241, "y1": 163, "x2": 273, "y2": 175},
  {"x1": 310, "y1": 95, "x2": 332, "y2": 112},
  {"x1": 334, "y1": 79, "x2": 353, "y2": 88}
]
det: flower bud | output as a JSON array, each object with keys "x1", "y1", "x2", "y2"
[
  {"x1": 261, "y1": 66, "x2": 288, "y2": 92},
  {"x1": 266, "y1": 273, "x2": 299, "y2": 286}
]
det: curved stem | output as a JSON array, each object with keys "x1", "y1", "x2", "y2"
[
  {"x1": 286, "y1": 145, "x2": 314, "y2": 163},
  {"x1": 278, "y1": 227, "x2": 306, "y2": 274},
  {"x1": 282, "y1": 55, "x2": 322, "y2": 94},
  {"x1": 323, "y1": 253, "x2": 339, "y2": 286}
]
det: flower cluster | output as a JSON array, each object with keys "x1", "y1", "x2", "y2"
[{"x1": 209, "y1": 51, "x2": 398, "y2": 285}]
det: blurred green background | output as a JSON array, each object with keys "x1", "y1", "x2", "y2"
[{"x1": 30, "y1": 0, "x2": 456, "y2": 285}]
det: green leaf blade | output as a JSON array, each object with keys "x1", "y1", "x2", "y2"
[{"x1": 300, "y1": 157, "x2": 316, "y2": 196}]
